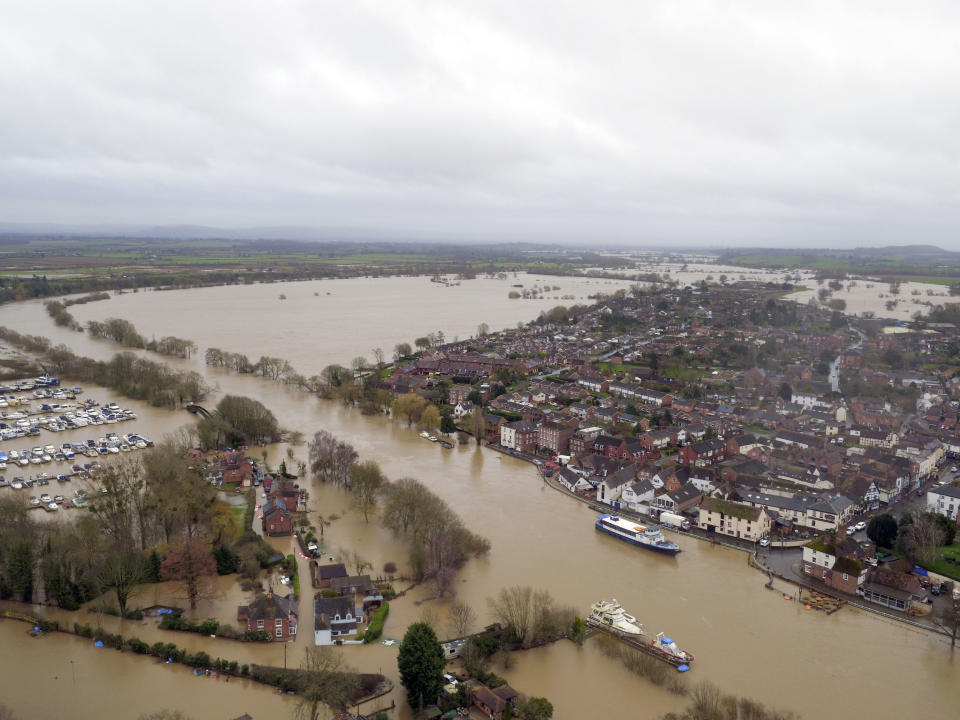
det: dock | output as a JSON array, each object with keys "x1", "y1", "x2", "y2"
[{"x1": 584, "y1": 618, "x2": 692, "y2": 669}]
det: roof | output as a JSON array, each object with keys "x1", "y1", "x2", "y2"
[
  {"x1": 316, "y1": 563, "x2": 348, "y2": 581},
  {"x1": 241, "y1": 592, "x2": 297, "y2": 622},
  {"x1": 473, "y1": 687, "x2": 506, "y2": 713},
  {"x1": 930, "y1": 484, "x2": 960, "y2": 500},
  {"x1": 665, "y1": 482, "x2": 703, "y2": 504},
  {"x1": 262, "y1": 498, "x2": 289, "y2": 517},
  {"x1": 330, "y1": 575, "x2": 374, "y2": 594},
  {"x1": 313, "y1": 595, "x2": 356, "y2": 631},
  {"x1": 700, "y1": 497, "x2": 764, "y2": 522}
]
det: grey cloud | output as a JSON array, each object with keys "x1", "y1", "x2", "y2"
[{"x1": 1, "y1": 1, "x2": 958, "y2": 246}]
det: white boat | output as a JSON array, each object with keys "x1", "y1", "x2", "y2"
[
  {"x1": 420, "y1": 431, "x2": 430, "y2": 438},
  {"x1": 590, "y1": 599, "x2": 643, "y2": 635}
]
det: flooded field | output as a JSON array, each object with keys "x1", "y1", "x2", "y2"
[{"x1": 1, "y1": 277, "x2": 959, "y2": 719}]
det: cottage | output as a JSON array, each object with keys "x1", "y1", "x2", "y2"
[
  {"x1": 262, "y1": 498, "x2": 292, "y2": 537},
  {"x1": 802, "y1": 533, "x2": 869, "y2": 594},
  {"x1": 237, "y1": 591, "x2": 298, "y2": 640},
  {"x1": 314, "y1": 595, "x2": 360, "y2": 645}
]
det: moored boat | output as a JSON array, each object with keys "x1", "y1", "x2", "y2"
[{"x1": 595, "y1": 514, "x2": 681, "y2": 555}]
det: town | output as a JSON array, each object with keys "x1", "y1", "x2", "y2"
[{"x1": 371, "y1": 280, "x2": 960, "y2": 627}]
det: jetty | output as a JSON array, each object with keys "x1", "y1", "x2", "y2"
[{"x1": 585, "y1": 618, "x2": 693, "y2": 669}]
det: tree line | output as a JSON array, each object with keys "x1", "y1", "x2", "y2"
[
  {"x1": 0, "y1": 327, "x2": 209, "y2": 408},
  {"x1": 307, "y1": 429, "x2": 490, "y2": 595}
]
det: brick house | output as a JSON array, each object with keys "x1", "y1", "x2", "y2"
[
  {"x1": 679, "y1": 438, "x2": 726, "y2": 467},
  {"x1": 473, "y1": 685, "x2": 520, "y2": 720},
  {"x1": 312, "y1": 562, "x2": 348, "y2": 589},
  {"x1": 801, "y1": 532, "x2": 870, "y2": 594},
  {"x1": 262, "y1": 498, "x2": 292, "y2": 536},
  {"x1": 237, "y1": 591, "x2": 298, "y2": 640},
  {"x1": 538, "y1": 420, "x2": 576, "y2": 454}
]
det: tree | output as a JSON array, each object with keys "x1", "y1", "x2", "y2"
[
  {"x1": 98, "y1": 550, "x2": 145, "y2": 615},
  {"x1": 934, "y1": 584, "x2": 960, "y2": 649},
  {"x1": 372, "y1": 347, "x2": 385, "y2": 369},
  {"x1": 440, "y1": 413, "x2": 457, "y2": 434},
  {"x1": 477, "y1": 322, "x2": 490, "y2": 337},
  {"x1": 197, "y1": 395, "x2": 281, "y2": 447},
  {"x1": 394, "y1": 342, "x2": 412, "y2": 361},
  {"x1": 466, "y1": 411, "x2": 485, "y2": 446},
  {"x1": 418, "y1": 405, "x2": 441, "y2": 432},
  {"x1": 448, "y1": 601, "x2": 478, "y2": 637},
  {"x1": 309, "y1": 430, "x2": 358, "y2": 486},
  {"x1": 397, "y1": 622, "x2": 445, "y2": 711},
  {"x1": 424, "y1": 529, "x2": 462, "y2": 598},
  {"x1": 777, "y1": 382, "x2": 793, "y2": 402},
  {"x1": 391, "y1": 393, "x2": 428, "y2": 426},
  {"x1": 160, "y1": 537, "x2": 217, "y2": 610},
  {"x1": 898, "y1": 512, "x2": 946, "y2": 566},
  {"x1": 520, "y1": 697, "x2": 554, "y2": 720},
  {"x1": 571, "y1": 616, "x2": 586, "y2": 646},
  {"x1": 348, "y1": 460, "x2": 385, "y2": 522},
  {"x1": 295, "y1": 646, "x2": 360, "y2": 718}
]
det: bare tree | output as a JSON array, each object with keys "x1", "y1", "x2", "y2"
[
  {"x1": 340, "y1": 548, "x2": 372, "y2": 576},
  {"x1": 372, "y1": 347, "x2": 385, "y2": 369},
  {"x1": 295, "y1": 646, "x2": 360, "y2": 719},
  {"x1": 98, "y1": 550, "x2": 146, "y2": 615},
  {"x1": 934, "y1": 584, "x2": 960, "y2": 649},
  {"x1": 899, "y1": 513, "x2": 946, "y2": 566},
  {"x1": 448, "y1": 601, "x2": 478, "y2": 638},
  {"x1": 349, "y1": 460, "x2": 385, "y2": 522},
  {"x1": 309, "y1": 430, "x2": 358, "y2": 486}
]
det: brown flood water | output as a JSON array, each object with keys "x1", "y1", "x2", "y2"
[{"x1": 1, "y1": 278, "x2": 959, "y2": 719}]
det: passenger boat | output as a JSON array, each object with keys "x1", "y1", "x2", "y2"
[{"x1": 595, "y1": 514, "x2": 681, "y2": 555}]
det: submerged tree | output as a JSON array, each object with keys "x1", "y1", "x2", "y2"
[
  {"x1": 295, "y1": 646, "x2": 360, "y2": 719},
  {"x1": 160, "y1": 537, "x2": 217, "y2": 610}
]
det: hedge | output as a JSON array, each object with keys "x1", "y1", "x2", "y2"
[{"x1": 363, "y1": 602, "x2": 389, "y2": 643}]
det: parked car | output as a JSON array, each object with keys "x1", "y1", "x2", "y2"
[
  {"x1": 855, "y1": 521, "x2": 866, "y2": 531},
  {"x1": 931, "y1": 584, "x2": 941, "y2": 596},
  {"x1": 759, "y1": 537, "x2": 770, "y2": 547},
  {"x1": 846, "y1": 526, "x2": 857, "y2": 536}
]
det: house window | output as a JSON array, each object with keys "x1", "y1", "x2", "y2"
[
  {"x1": 842, "y1": 573, "x2": 849, "y2": 581},
  {"x1": 275, "y1": 618, "x2": 282, "y2": 627},
  {"x1": 275, "y1": 628, "x2": 282, "y2": 638},
  {"x1": 257, "y1": 620, "x2": 264, "y2": 629},
  {"x1": 822, "y1": 570, "x2": 827, "y2": 578}
]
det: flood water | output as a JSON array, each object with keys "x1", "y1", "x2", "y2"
[{"x1": 1, "y1": 276, "x2": 959, "y2": 719}]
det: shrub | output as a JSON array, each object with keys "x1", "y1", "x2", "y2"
[
  {"x1": 197, "y1": 619, "x2": 220, "y2": 636},
  {"x1": 74, "y1": 623, "x2": 94, "y2": 638},
  {"x1": 239, "y1": 630, "x2": 272, "y2": 642},
  {"x1": 364, "y1": 602, "x2": 389, "y2": 643},
  {"x1": 241, "y1": 664, "x2": 250, "y2": 676},
  {"x1": 189, "y1": 651, "x2": 212, "y2": 668},
  {"x1": 126, "y1": 638, "x2": 150, "y2": 654}
]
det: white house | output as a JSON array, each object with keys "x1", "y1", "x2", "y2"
[
  {"x1": 620, "y1": 479, "x2": 655, "y2": 511},
  {"x1": 452, "y1": 401, "x2": 474, "y2": 420},
  {"x1": 927, "y1": 485, "x2": 960, "y2": 523},
  {"x1": 314, "y1": 596, "x2": 360, "y2": 646},
  {"x1": 500, "y1": 423, "x2": 517, "y2": 450}
]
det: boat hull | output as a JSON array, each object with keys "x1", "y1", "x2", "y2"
[{"x1": 595, "y1": 521, "x2": 681, "y2": 555}]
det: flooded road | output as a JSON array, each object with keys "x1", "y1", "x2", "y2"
[{"x1": 1, "y1": 277, "x2": 959, "y2": 719}]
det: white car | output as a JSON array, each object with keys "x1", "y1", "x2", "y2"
[
  {"x1": 846, "y1": 526, "x2": 857, "y2": 536},
  {"x1": 758, "y1": 537, "x2": 770, "y2": 547},
  {"x1": 855, "y1": 521, "x2": 867, "y2": 531}
]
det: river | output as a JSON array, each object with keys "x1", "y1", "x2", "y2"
[{"x1": 1, "y1": 276, "x2": 959, "y2": 719}]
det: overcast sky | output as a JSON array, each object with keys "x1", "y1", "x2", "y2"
[{"x1": 1, "y1": 1, "x2": 958, "y2": 247}]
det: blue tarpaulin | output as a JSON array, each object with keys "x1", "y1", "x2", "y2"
[
  {"x1": 914, "y1": 567, "x2": 929, "y2": 577},
  {"x1": 94, "y1": 640, "x2": 104, "y2": 647},
  {"x1": 677, "y1": 664, "x2": 690, "y2": 672}
]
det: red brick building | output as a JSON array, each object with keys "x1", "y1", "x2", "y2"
[{"x1": 237, "y1": 591, "x2": 298, "y2": 640}]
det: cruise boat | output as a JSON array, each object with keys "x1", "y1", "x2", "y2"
[
  {"x1": 595, "y1": 514, "x2": 681, "y2": 555},
  {"x1": 589, "y1": 599, "x2": 643, "y2": 634}
]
